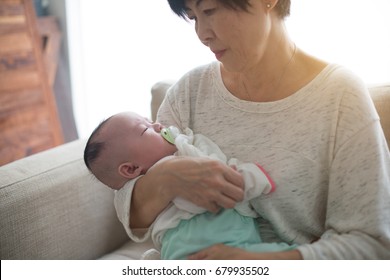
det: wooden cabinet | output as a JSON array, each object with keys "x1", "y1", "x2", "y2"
[{"x1": 0, "y1": 0, "x2": 63, "y2": 165}]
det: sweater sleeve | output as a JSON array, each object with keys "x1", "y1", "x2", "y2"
[
  {"x1": 299, "y1": 121, "x2": 390, "y2": 259},
  {"x1": 296, "y1": 72, "x2": 390, "y2": 259}
]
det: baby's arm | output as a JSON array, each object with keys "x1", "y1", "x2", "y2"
[
  {"x1": 114, "y1": 156, "x2": 178, "y2": 242},
  {"x1": 228, "y1": 158, "x2": 275, "y2": 200}
]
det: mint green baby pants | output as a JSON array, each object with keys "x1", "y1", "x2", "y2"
[{"x1": 161, "y1": 208, "x2": 296, "y2": 260}]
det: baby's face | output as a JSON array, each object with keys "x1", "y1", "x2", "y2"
[{"x1": 108, "y1": 112, "x2": 177, "y2": 173}]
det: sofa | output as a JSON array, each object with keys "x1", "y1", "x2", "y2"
[{"x1": 1, "y1": 81, "x2": 389, "y2": 260}]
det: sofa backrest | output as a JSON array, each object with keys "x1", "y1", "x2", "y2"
[
  {"x1": 0, "y1": 140, "x2": 128, "y2": 259},
  {"x1": 369, "y1": 85, "x2": 390, "y2": 148},
  {"x1": 151, "y1": 82, "x2": 390, "y2": 148}
]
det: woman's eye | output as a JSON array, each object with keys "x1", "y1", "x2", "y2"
[
  {"x1": 186, "y1": 13, "x2": 196, "y2": 21},
  {"x1": 203, "y1": 8, "x2": 216, "y2": 16}
]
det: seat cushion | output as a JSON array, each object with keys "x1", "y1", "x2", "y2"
[
  {"x1": 99, "y1": 239, "x2": 156, "y2": 260},
  {"x1": 0, "y1": 140, "x2": 129, "y2": 259}
]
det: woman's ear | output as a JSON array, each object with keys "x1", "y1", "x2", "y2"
[
  {"x1": 263, "y1": 0, "x2": 277, "y2": 10},
  {"x1": 118, "y1": 162, "x2": 142, "y2": 179}
]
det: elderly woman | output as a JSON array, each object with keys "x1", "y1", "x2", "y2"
[{"x1": 117, "y1": 0, "x2": 390, "y2": 259}]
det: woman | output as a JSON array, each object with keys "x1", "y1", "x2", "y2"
[{"x1": 118, "y1": 0, "x2": 390, "y2": 259}]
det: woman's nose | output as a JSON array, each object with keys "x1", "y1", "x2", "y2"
[{"x1": 196, "y1": 20, "x2": 213, "y2": 46}]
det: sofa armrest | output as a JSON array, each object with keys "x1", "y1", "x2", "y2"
[{"x1": 0, "y1": 139, "x2": 129, "y2": 259}]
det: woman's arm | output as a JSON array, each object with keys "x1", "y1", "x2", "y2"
[{"x1": 130, "y1": 156, "x2": 245, "y2": 229}]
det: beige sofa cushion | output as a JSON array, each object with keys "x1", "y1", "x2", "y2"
[
  {"x1": 369, "y1": 84, "x2": 390, "y2": 148},
  {"x1": 151, "y1": 80, "x2": 175, "y2": 121},
  {"x1": 0, "y1": 140, "x2": 129, "y2": 259}
]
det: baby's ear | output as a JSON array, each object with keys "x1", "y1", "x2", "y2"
[{"x1": 118, "y1": 162, "x2": 142, "y2": 179}]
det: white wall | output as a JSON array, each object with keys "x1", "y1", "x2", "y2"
[
  {"x1": 287, "y1": 0, "x2": 390, "y2": 83},
  {"x1": 67, "y1": 0, "x2": 390, "y2": 139}
]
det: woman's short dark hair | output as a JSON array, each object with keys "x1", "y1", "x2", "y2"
[{"x1": 167, "y1": 0, "x2": 291, "y2": 19}]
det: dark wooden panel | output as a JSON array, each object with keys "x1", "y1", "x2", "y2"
[
  {"x1": 0, "y1": 69, "x2": 40, "y2": 91},
  {"x1": 0, "y1": 1, "x2": 25, "y2": 35},
  {"x1": 0, "y1": 0, "x2": 63, "y2": 165},
  {"x1": 0, "y1": 51, "x2": 36, "y2": 72},
  {"x1": 37, "y1": 16, "x2": 60, "y2": 86},
  {"x1": 0, "y1": 87, "x2": 44, "y2": 117},
  {"x1": 0, "y1": 32, "x2": 32, "y2": 52},
  {"x1": 0, "y1": 118, "x2": 54, "y2": 164},
  {"x1": 0, "y1": 105, "x2": 47, "y2": 130}
]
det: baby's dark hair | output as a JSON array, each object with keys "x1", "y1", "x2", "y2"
[
  {"x1": 167, "y1": 0, "x2": 291, "y2": 19},
  {"x1": 83, "y1": 117, "x2": 112, "y2": 171}
]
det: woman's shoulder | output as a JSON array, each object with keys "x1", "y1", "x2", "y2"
[
  {"x1": 317, "y1": 64, "x2": 366, "y2": 91},
  {"x1": 318, "y1": 64, "x2": 373, "y2": 104},
  {"x1": 166, "y1": 61, "x2": 219, "y2": 98},
  {"x1": 306, "y1": 63, "x2": 370, "y2": 106},
  {"x1": 174, "y1": 61, "x2": 218, "y2": 84},
  {"x1": 159, "y1": 62, "x2": 219, "y2": 128},
  {"x1": 298, "y1": 51, "x2": 365, "y2": 93},
  {"x1": 321, "y1": 64, "x2": 379, "y2": 127}
]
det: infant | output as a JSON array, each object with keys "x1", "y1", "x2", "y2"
[{"x1": 84, "y1": 111, "x2": 296, "y2": 259}]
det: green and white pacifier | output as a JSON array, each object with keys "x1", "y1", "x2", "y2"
[{"x1": 161, "y1": 127, "x2": 175, "y2": 145}]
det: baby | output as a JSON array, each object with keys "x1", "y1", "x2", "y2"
[{"x1": 84, "y1": 111, "x2": 295, "y2": 259}]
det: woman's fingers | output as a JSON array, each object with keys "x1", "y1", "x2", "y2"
[
  {"x1": 131, "y1": 155, "x2": 245, "y2": 227},
  {"x1": 153, "y1": 156, "x2": 245, "y2": 212}
]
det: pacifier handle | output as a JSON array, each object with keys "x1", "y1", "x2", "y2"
[{"x1": 161, "y1": 127, "x2": 175, "y2": 145}]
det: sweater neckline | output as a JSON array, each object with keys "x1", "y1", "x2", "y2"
[{"x1": 212, "y1": 61, "x2": 339, "y2": 113}]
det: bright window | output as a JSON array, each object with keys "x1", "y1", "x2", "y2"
[{"x1": 67, "y1": 0, "x2": 390, "y2": 138}]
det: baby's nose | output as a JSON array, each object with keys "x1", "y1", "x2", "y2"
[{"x1": 152, "y1": 122, "x2": 162, "y2": 132}]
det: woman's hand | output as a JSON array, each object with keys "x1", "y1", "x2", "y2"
[
  {"x1": 167, "y1": 156, "x2": 245, "y2": 211},
  {"x1": 130, "y1": 156, "x2": 245, "y2": 228},
  {"x1": 188, "y1": 244, "x2": 303, "y2": 260}
]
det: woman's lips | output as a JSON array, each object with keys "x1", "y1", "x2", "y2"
[{"x1": 213, "y1": 49, "x2": 226, "y2": 60}]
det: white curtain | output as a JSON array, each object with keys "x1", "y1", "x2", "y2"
[{"x1": 66, "y1": 0, "x2": 390, "y2": 138}]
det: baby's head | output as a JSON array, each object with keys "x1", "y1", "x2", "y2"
[{"x1": 84, "y1": 111, "x2": 177, "y2": 190}]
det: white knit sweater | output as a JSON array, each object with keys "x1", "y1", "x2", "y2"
[{"x1": 154, "y1": 62, "x2": 390, "y2": 259}]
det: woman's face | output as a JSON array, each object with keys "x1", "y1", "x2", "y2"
[{"x1": 185, "y1": 0, "x2": 271, "y2": 72}]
